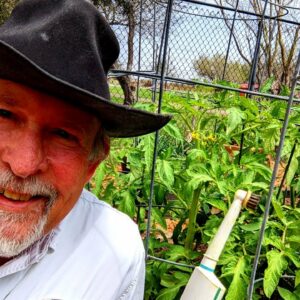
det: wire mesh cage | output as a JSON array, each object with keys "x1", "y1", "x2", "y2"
[{"x1": 87, "y1": 0, "x2": 300, "y2": 299}]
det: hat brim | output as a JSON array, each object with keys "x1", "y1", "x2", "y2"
[{"x1": 0, "y1": 40, "x2": 171, "y2": 137}]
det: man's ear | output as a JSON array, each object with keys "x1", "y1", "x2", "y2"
[
  {"x1": 86, "y1": 160, "x2": 101, "y2": 183},
  {"x1": 85, "y1": 135, "x2": 110, "y2": 183},
  {"x1": 101, "y1": 134, "x2": 110, "y2": 160}
]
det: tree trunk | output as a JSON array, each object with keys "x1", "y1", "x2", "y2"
[
  {"x1": 126, "y1": 5, "x2": 135, "y2": 71},
  {"x1": 111, "y1": 64, "x2": 135, "y2": 106},
  {"x1": 117, "y1": 75, "x2": 135, "y2": 105},
  {"x1": 121, "y1": 4, "x2": 136, "y2": 105}
]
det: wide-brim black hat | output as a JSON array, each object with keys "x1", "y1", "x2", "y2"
[{"x1": 0, "y1": 0, "x2": 171, "y2": 137}]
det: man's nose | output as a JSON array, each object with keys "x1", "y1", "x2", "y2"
[{"x1": 1, "y1": 130, "x2": 48, "y2": 178}]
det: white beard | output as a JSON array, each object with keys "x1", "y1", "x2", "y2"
[
  {"x1": 0, "y1": 210, "x2": 48, "y2": 257},
  {"x1": 0, "y1": 169, "x2": 58, "y2": 257}
]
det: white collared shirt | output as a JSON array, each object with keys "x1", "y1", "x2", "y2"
[{"x1": 0, "y1": 189, "x2": 145, "y2": 300}]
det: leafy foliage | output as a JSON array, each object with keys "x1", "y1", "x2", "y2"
[
  {"x1": 264, "y1": 250, "x2": 288, "y2": 298},
  {"x1": 91, "y1": 80, "x2": 300, "y2": 299}
]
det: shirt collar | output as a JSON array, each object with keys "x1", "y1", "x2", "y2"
[{"x1": 0, "y1": 228, "x2": 59, "y2": 278}]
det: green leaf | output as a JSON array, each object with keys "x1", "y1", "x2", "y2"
[
  {"x1": 285, "y1": 249, "x2": 300, "y2": 268},
  {"x1": 286, "y1": 156, "x2": 298, "y2": 186},
  {"x1": 188, "y1": 174, "x2": 214, "y2": 191},
  {"x1": 182, "y1": 183, "x2": 193, "y2": 206},
  {"x1": 164, "y1": 245, "x2": 187, "y2": 261},
  {"x1": 160, "y1": 274, "x2": 174, "y2": 288},
  {"x1": 216, "y1": 180, "x2": 229, "y2": 195},
  {"x1": 260, "y1": 77, "x2": 274, "y2": 93},
  {"x1": 127, "y1": 151, "x2": 142, "y2": 166},
  {"x1": 270, "y1": 100, "x2": 286, "y2": 119},
  {"x1": 249, "y1": 181, "x2": 269, "y2": 190},
  {"x1": 267, "y1": 220, "x2": 285, "y2": 231},
  {"x1": 296, "y1": 286, "x2": 300, "y2": 298},
  {"x1": 272, "y1": 200, "x2": 286, "y2": 224},
  {"x1": 157, "y1": 159, "x2": 174, "y2": 187},
  {"x1": 240, "y1": 221, "x2": 262, "y2": 232},
  {"x1": 92, "y1": 163, "x2": 106, "y2": 197},
  {"x1": 226, "y1": 107, "x2": 244, "y2": 135},
  {"x1": 118, "y1": 191, "x2": 135, "y2": 218},
  {"x1": 206, "y1": 199, "x2": 228, "y2": 213},
  {"x1": 279, "y1": 85, "x2": 291, "y2": 96},
  {"x1": 152, "y1": 208, "x2": 167, "y2": 230},
  {"x1": 156, "y1": 284, "x2": 181, "y2": 300},
  {"x1": 159, "y1": 268, "x2": 192, "y2": 291},
  {"x1": 192, "y1": 174, "x2": 215, "y2": 183},
  {"x1": 262, "y1": 123, "x2": 280, "y2": 151},
  {"x1": 240, "y1": 97, "x2": 259, "y2": 114},
  {"x1": 288, "y1": 219, "x2": 300, "y2": 229},
  {"x1": 143, "y1": 135, "x2": 154, "y2": 172},
  {"x1": 246, "y1": 162, "x2": 272, "y2": 180},
  {"x1": 277, "y1": 287, "x2": 298, "y2": 300},
  {"x1": 186, "y1": 149, "x2": 207, "y2": 163},
  {"x1": 102, "y1": 181, "x2": 116, "y2": 206},
  {"x1": 296, "y1": 270, "x2": 300, "y2": 287},
  {"x1": 225, "y1": 256, "x2": 247, "y2": 300},
  {"x1": 264, "y1": 250, "x2": 288, "y2": 298},
  {"x1": 287, "y1": 235, "x2": 300, "y2": 244},
  {"x1": 264, "y1": 236, "x2": 284, "y2": 250},
  {"x1": 162, "y1": 122, "x2": 183, "y2": 141},
  {"x1": 173, "y1": 271, "x2": 191, "y2": 283}
]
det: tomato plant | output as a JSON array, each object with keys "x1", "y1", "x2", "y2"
[{"x1": 91, "y1": 80, "x2": 300, "y2": 299}]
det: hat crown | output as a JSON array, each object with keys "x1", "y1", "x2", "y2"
[{"x1": 0, "y1": 0, "x2": 120, "y2": 99}]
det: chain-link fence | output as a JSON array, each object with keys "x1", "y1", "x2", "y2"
[
  {"x1": 102, "y1": 1, "x2": 300, "y2": 299},
  {"x1": 105, "y1": 0, "x2": 300, "y2": 105}
]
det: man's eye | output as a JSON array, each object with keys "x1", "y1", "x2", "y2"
[
  {"x1": 54, "y1": 129, "x2": 74, "y2": 140},
  {"x1": 0, "y1": 109, "x2": 12, "y2": 118}
]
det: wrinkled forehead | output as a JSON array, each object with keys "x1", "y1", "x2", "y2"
[{"x1": 0, "y1": 78, "x2": 102, "y2": 129}]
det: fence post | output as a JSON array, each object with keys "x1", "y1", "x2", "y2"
[
  {"x1": 238, "y1": 0, "x2": 269, "y2": 165},
  {"x1": 144, "y1": 0, "x2": 175, "y2": 259},
  {"x1": 222, "y1": 0, "x2": 240, "y2": 80}
]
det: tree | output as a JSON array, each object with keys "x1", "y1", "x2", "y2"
[
  {"x1": 92, "y1": 0, "x2": 183, "y2": 104},
  {"x1": 92, "y1": 0, "x2": 142, "y2": 72},
  {"x1": 213, "y1": 0, "x2": 300, "y2": 91},
  {"x1": 194, "y1": 54, "x2": 250, "y2": 83},
  {"x1": 92, "y1": 0, "x2": 149, "y2": 105}
]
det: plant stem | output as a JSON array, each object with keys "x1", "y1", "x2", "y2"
[
  {"x1": 184, "y1": 186, "x2": 202, "y2": 250},
  {"x1": 282, "y1": 225, "x2": 287, "y2": 245}
]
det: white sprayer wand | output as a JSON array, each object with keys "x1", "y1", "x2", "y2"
[{"x1": 181, "y1": 190, "x2": 260, "y2": 300}]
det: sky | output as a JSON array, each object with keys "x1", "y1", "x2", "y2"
[{"x1": 112, "y1": 0, "x2": 300, "y2": 80}]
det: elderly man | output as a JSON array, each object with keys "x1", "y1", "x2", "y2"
[{"x1": 0, "y1": 0, "x2": 170, "y2": 299}]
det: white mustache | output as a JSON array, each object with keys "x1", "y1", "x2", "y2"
[{"x1": 0, "y1": 169, "x2": 58, "y2": 205}]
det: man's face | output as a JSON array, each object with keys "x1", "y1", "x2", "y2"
[{"x1": 0, "y1": 79, "x2": 102, "y2": 257}]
